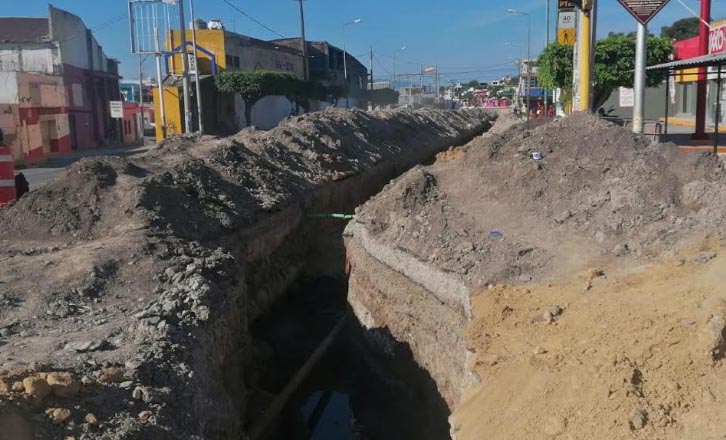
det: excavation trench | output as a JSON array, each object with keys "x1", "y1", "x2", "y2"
[{"x1": 237, "y1": 119, "x2": 496, "y2": 439}]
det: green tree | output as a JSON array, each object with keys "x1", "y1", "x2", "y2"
[
  {"x1": 537, "y1": 35, "x2": 672, "y2": 111},
  {"x1": 467, "y1": 80, "x2": 481, "y2": 89},
  {"x1": 661, "y1": 17, "x2": 700, "y2": 41},
  {"x1": 215, "y1": 70, "x2": 299, "y2": 127}
]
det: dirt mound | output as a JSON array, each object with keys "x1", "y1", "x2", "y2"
[
  {"x1": 0, "y1": 108, "x2": 494, "y2": 440},
  {"x1": 357, "y1": 112, "x2": 726, "y2": 285}
]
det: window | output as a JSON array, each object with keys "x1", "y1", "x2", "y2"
[{"x1": 225, "y1": 55, "x2": 241, "y2": 71}]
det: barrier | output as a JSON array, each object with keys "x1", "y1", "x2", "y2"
[{"x1": 0, "y1": 145, "x2": 16, "y2": 207}]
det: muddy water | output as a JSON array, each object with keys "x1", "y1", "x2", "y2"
[{"x1": 251, "y1": 276, "x2": 451, "y2": 440}]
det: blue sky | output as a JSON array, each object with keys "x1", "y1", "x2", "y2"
[{"x1": 5, "y1": 0, "x2": 726, "y2": 84}]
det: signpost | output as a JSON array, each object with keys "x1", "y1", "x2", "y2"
[
  {"x1": 110, "y1": 101, "x2": 123, "y2": 119},
  {"x1": 616, "y1": 0, "x2": 671, "y2": 25},
  {"x1": 616, "y1": 0, "x2": 670, "y2": 134}
]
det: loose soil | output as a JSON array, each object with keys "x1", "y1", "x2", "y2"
[
  {"x1": 346, "y1": 112, "x2": 726, "y2": 439},
  {"x1": 0, "y1": 107, "x2": 494, "y2": 439}
]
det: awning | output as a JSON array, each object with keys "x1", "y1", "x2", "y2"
[{"x1": 647, "y1": 52, "x2": 726, "y2": 71}]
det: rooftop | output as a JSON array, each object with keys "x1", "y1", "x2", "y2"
[{"x1": 0, "y1": 17, "x2": 49, "y2": 43}]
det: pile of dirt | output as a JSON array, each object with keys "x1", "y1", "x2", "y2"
[
  {"x1": 356, "y1": 112, "x2": 726, "y2": 286},
  {"x1": 0, "y1": 107, "x2": 494, "y2": 440},
  {"x1": 345, "y1": 112, "x2": 726, "y2": 439}
]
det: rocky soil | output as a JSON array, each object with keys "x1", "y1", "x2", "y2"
[
  {"x1": 0, "y1": 107, "x2": 495, "y2": 439},
  {"x1": 345, "y1": 112, "x2": 726, "y2": 439}
]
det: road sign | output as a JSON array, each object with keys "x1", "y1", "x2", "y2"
[
  {"x1": 559, "y1": 0, "x2": 578, "y2": 9},
  {"x1": 110, "y1": 101, "x2": 123, "y2": 119},
  {"x1": 616, "y1": 0, "x2": 671, "y2": 26},
  {"x1": 559, "y1": 11, "x2": 576, "y2": 29},
  {"x1": 558, "y1": 28, "x2": 576, "y2": 46}
]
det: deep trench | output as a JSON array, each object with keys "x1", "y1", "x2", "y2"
[{"x1": 239, "y1": 125, "x2": 491, "y2": 440}]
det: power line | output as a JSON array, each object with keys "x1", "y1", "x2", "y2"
[
  {"x1": 373, "y1": 55, "x2": 391, "y2": 76},
  {"x1": 220, "y1": 0, "x2": 287, "y2": 39}
]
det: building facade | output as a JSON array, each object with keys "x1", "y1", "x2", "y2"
[
  {"x1": 0, "y1": 6, "x2": 121, "y2": 163},
  {"x1": 153, "y1": 25, "x2": 306, "y2": 140}
]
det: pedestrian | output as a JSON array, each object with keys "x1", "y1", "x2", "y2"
[{"x1": 15, "y1": 173, "x2": 29, "y2": 199}]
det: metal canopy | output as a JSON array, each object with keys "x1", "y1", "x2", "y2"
[{"x1": 647, "y1": 52, "x2": 726, "y2": 71}]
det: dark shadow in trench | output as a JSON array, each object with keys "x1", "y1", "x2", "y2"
[{"x1": 248, "y1": 275, "x2": 452, "y2": 440}]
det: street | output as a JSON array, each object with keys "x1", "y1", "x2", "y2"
[{"x1": 20, "y1": 143, "x2": 153, "y2": 190}]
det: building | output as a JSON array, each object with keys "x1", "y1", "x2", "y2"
[
  {"x1": 665, "y1": 20, "x2": 726, "y2": 128},
  {"x1": 120, "y1": 79, "x2": 156, "y2": 136},
  {"x1": 0, "y1": 6, "x2": 121, "y2": 163},
  {"x1": 271, "y1": 38, "x2": 369, "y2": 101},
  {"x1": 154, "y1": 24, "x2": 306, "y2": 140}
]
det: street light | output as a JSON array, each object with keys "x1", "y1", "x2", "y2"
[
  {"x1": 342, "y1": 18, "x2": 363, "y2": 84},
  {"x1": 508, "y1": 9, "x2": 531, "y2": 120},
  {"x1": 393, "y1": 45, "x2": 407, "y2": 90}
]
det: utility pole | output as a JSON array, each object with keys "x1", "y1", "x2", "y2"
[
  {"x1": 298, "y1": 0, "x2": 309, "y2": 80},
  {"x1": 189, "y1": 0, "x2": 203, "y2": 133},
  {"x1": 153, "y1": 15, "x2": 167, "y2": 138},
  {"x1": 694, "y1": 0, "x2": 711, "y2": 140},
  {"x1": 633, "y1": 22, "x2": 647, "y2": 134},
  {"x1": 369, "y1": 45, "x2": 374, "y2": 91},
  {"x1": 435, "y1": 66, "x2": 440, "y2": 102},
  {"x1": 138, "y1": 55, "x2": 145, "y2": 145},
  {"x1": 577, "y1": 4, "x2": 592, "y2": 111},
  {"x1": 177, "y1": 0, "x2": 192, "y2": 134}
]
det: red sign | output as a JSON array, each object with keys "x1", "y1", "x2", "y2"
[
  {"x1": 710, "y1": 24, "x2": 726, "y2": 54},
  {"x1": 616, "y1": 0, "x2": 671, "y2": 25}
]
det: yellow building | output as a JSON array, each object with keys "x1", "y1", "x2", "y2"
[{"x1": 153, "y1": 25, "x2": 304, "y2": 141}]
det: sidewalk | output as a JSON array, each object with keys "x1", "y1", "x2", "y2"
[{"x1": 20, "y1": 141, "x2": 154, "y2": 190}]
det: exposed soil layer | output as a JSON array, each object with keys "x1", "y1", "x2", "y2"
[
  {"x1": 0, "y1": 108, "x2": 494, "y2": 439},
  {"x1": 345, "y1": 112, "x2": 726, "y2": 439}
]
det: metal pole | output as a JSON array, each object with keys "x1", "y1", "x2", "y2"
[
  {"x1": 715, "y1": 64, "x2": 722, "y2": 154},
  {"x1": 393, "y1": 54, "x2": 396, "y2": 90},
  {"x1": 298, "y1": 0, "x2": 309, "y2": 80},
  {"x1": 544, "y1": 0, "x2": 550, "y2": 117},
  {"x1": 694, "y1": 0, "x2": 711, "y2": 139},
  {"x1": 527, "y1": 14, "x2": 531, "y2": 120},
  {"x1": 153, "y1": 25, "x2": 167, "y2": 138},
  {"x1": 633, "y1": 22, "x2": 647, "y2": 134},
  {"x1": 578, "y1": 7, "x2": 591, "y2": 111},
  {"x1": 138, "y1": 55, "x2": 145, "y2": 145},
  {"x1": 177, "y1": 0, "x2": 192, "y2": 134},
  {"x1": 590, "y1": 0, "x2": 598, "y2": 110},
  {"x1": 664, "y1": 71, "x2": 670, "y2": 140},
  {"x1": 189, "y1": 0, "x2": 203, "y2": 134},
  {"x1": 343, "y1": 43, "x2": 348, "y2": 108}
]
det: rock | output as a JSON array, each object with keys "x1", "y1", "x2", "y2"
[
  {"x1": 11, "y1": 381, "x2": 24, "y2": 392},
  {"x1": 458, "y1": 241, "x2": 474, "y2": 252},
  {"x1": 0, "y1": 328, "x2": 10, "y2": 338},
  {"x1": 84, "y1": 413, "x2": 98, "y2": 426},
  {"x1": 138, "y1": 410, "x2": 152, "y2": 422},
  {"x1": 80, "y1": 376, "x2": 94, "y2": 385},
  {"x1": 65, "y1": 340, "x2": 107, "y2": 353},
  {"x1": 23, "y1": 376, "x2": 51, "y2": 402},
  {"x1": 132, "y1": 387, "x2": 144, "y2": 400},
  {"x1": 46, "y1": 372, "x2": 80, "y2": 398},
  {"x1": 691, "y1": 251, "x2": 717, "y2": 264},
  {"x1": 699, "y1": 315, "x2": 726, "y2": 360},
  {"x1": 46, "y1": 408, "x2": 72, "y2": 424},
  {"x1": 119, "y1": 381, "x2": 134, "y2": 389},
  {"x1": 629, "y1": 409, "x2": 647, "y2": 430},
  {"x1": 532, "y1": 305, "x2": 564, "y2": 324},
  {"x1": 98, "y1": 367, "x2": 125, "y2": 384},
  {"x1": 532, "y1": 346, "x2": 547, "y2": 355}
]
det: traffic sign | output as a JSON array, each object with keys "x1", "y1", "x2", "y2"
[
  {"x1": 559, "y1": 11, "x2": 576, "y2": 29},
  {"x1": 559, "y1": 0, "x2": 578, "y2": 10},
  {"x1": 558, "y1": 29, "x2": 576, "y2": 46},
  {"x1": 616, "y1": 0, "x2": 671, "y2": 26}
]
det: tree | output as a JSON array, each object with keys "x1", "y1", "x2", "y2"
[
  {"x1": 467, "y1": 80, "x2": 481, "y2": 89},
  {"x1": 215, "y1": 70, "x2": 298, "y2": 127},
  {"x1": 366, "y1": 88, "x2": 400, "y2": 108},
  {"x1": 537, "y1": 35, "x2": 672, "y2": 111},
  {"x1": 661, "y1": 17, "x2": 700, "y2": 41}
]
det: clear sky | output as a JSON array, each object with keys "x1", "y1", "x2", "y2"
[{"x1": 5, "y1": 0, "x2": 726, "y2": 84}]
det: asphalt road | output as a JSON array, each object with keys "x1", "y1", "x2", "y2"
[{"x1": 20, "y1": 142, "x2": 153, "y2": 191}]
